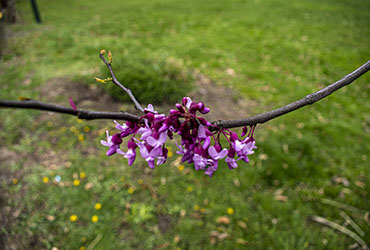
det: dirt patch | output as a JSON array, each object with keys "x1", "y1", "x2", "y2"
[
  {"x1": 38, "y1": 77, "x2": 127, "y2": 113},
  {"x1": 190, "y1": 70, "x2": 258, "y2": 121}
]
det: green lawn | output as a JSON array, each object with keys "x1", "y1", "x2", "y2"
[{"x1": 1, "y1": 0, "x2": 369, "y2": 249}]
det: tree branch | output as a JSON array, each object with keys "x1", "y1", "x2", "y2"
[
  {"x1": 99, "y1": 52, "x2": 145, "y2": 113},
  {"x1": 0, "y1": 60, "x2": 369, "y2": 128},
  {"x1": 212, "y1": 60, "x2": 370, "y2": 129},
  {"x1": 0, "y1": 100, "x2": 140, "y2": 122}
]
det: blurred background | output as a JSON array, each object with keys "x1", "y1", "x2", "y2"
[{"x1": 0, "y1": 0, "x2": 369, "y2": 249}]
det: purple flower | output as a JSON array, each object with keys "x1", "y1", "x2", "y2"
[
  {"x1": 197, "y1": 124, "x2": 207, "y2": 139},
  {"x1": 204, "y1": 159, "x2": 219, "y2": 177},
  {"x1": 225, "y1": 156, "x2": 238, "y2": 169},
  {"x1": 208, "y1": 145, "x2": 228, "y2": 160},
  {"x1": 139, "y1": 145, "x2": 160, "y2": 168},
  {"x1": 117, "y1": 139, "x2": 137, "y2": 165},
  {"x1": 101, "y1": 98, "x2": 257, "y2": 177},
  {"x1": 232, "y1": 137, "x2": 256, "y2": 163},
  {"x1": 182, "y1": 97, "x2": 192, "y2": 109},
  {"x1": 144, "y1": 104, "x2": 157, "y2": 114},
  {"x1": 193, "y1": 154, "x2": 208, "y2": 170},
  {"x1": 101, "y1": 131, "x2": 122, "y2": 156},
  {"x1": 117, "y1": 148, "x2": 136, "y2": 165},
  {"x1": 135, "y1": 139, "x2": 165, "y2": 168},
  {"x1": 146, "y1": 132, "x2": 167, "y2": 149}
]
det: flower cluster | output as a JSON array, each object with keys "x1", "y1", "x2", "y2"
[{"x1": 101, "y1": 97, "x2": 257, "y2": 177}]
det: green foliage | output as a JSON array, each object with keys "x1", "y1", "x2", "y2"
[
  {"x1": 98, "y1": 55, "x2": 192, "y2": 104},
  {"x1": 129, "y1": 203, "x2": 155, "y2": 224}
]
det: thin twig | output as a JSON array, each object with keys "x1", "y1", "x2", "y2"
[
  {"x1": 212, "y1": 60, "x2": 370, "y2": 129},
  {"x1": 99, "y1": 53, "x2": 145, "y2": 112},
  {"x1": 0, "y1": 61, "x2": 369, "y2": 127},
  {"x1": 311, "y1": 216, "x2": 369, "y2": 249},
  {"x1": 340, "y1": 211, "x2": 366, "y2": 237},
  {"x1": 0, "y1": 100, "x2": 140, "y2": 122}
]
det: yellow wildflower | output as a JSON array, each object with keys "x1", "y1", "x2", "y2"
[
  {"x1": 128, "y1": 187, "x2": 135, "y2": 194},
  {"x1": 42, "y1": 177, "x2": 49, "y2": 183},
  {"x1": 80, "y1": 172, "x2": 86, "y2": 179},
  {"x1": 70, "y1": 126, "x2": 77, "y2": 133},
  {"x1": 137, "y1": 179, "x2": 143, "y2": 185},
  {"x1": 168, "y1": 151, "x2": 173, "y2": 157},
  {"x1": 70, "y1": 214, "x2": 78, "y2": 222},
  {"x1": 186, "y1": 186, "x2": 193, "y2": 192},
  {"x1": 77, "y1": 119, "x2": 83, "y2": 123},
  {"x1": 227, "y1": 208, "x2": 234, "y2": 215},
  {"x1": 83, "y1": 126, "x2": 90, "y2": 132},
  {"x1": 194, "y1": 205, "x2": 200, "y2": 211},
  {"x1": 95, "y1": 203, "x2": 102, "y2": 210},
  {"x1": 178, "y1": 165, "x2": 185, "y2": 171},
  {"x1": 79, "y1": 247, "x2": 86, "y2": 250},
  {"x1": 73, "y1": 179, "x2": 80, "y2": 186},
  {"x1": 12, "y1": 178, "x2": 18, "y2": 185},
  {"x1": 91, "y1": 215, "x2": 98, "y2": 223},
  {"x1": 78, "y1": 134, "x2": 85, "y2": 142}
]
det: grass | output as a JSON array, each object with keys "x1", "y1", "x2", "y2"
[{"x1": 1, "y1": 0, "x2": 370, "y2": 249}]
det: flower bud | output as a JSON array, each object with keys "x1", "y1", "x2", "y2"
[
  {"x1": 214, "y1": 143, "x2": 222, "y2": 152},
  {"x1": 95, "y1": 77, "x2": 107, "y2": 83},
  {"x1": 197, "y1": 117, "x2": 211, "y2": 126},
  {"x1": 227, "y1": 147, "x2": 236, "y2": 158},
  {"x1": 199, "y1": 107, "x2": 210, "y2": 114},
  {"x1": 241, "y1": 126, "x2": 248, "y2": 137},
  {"x1": 229, "y1": 132, "x2": 239, "y2": 141},
  {"x1": 127, "y1": 138, "x2": 138, "y2": 149},
  {"x1": 108, "y1": 50, "x2": 113, "y2": 64},
  {"x1": 112, "y1": 133, "x2": 122, "y2": 145},
  {"x1": 144, "y1": 112, "x2": 155, "y2": 122}
]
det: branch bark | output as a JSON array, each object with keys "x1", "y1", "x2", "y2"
[
  {"x1": 0, "y1": 100, "x2": 140, "y2": 122},
  {"x1": 99, "y1": 52, "x2": 145, "y2": 113},
  {"x1": 212, "y1": 60, "x2": 370, "y2": 129},
  {"x1": 0, "y1": 60, "x2": 369, "y2": 128}
]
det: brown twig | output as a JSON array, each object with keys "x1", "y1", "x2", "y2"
[
  {"x1": 0, "y1": 60, "x2": 369, "y2": 127},
  {"x1": 99, "y1": 52, "x2": 145, "y2": 112},
  {"x1": 0, "y1": 99, "x2": 140, "y2": 122},
  {"x1": 212, "y1": 60, "x2": 370, "y2": 128}
]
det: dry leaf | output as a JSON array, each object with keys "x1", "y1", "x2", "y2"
[
  {"x1": 173, "y1": 235, "x2": 181, "y2": 243},
  {"x1": 47, "y1": 215, "x2": 55, "y2": 221},
  {"x1": 237, "y1": 221, "x2": 247, "y2": 229},
  {"x1": 156, "y1": 242, "x2": 169, "y2": 249},
  {"x1": 216, "y1": 216, "x2": 230, "y2": 224},
  {"x1": 210, "y1": 230, "x2": 229, "y2": 240},
  {"x1": 226, "y1": 68, "x2": 236, "y2": 76},
  {"x1": 355, "y1": 181, "x2": 365, "y2": 189},
  {"x1": 84, "y1": 182, "x2": 93, "y2": 190},
  {"x1": 274, "y1": 194, "x2": 288, "y2": 202},
  {"x1": 236, "y1": 238, "x2": 248, "y2": 245}
]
